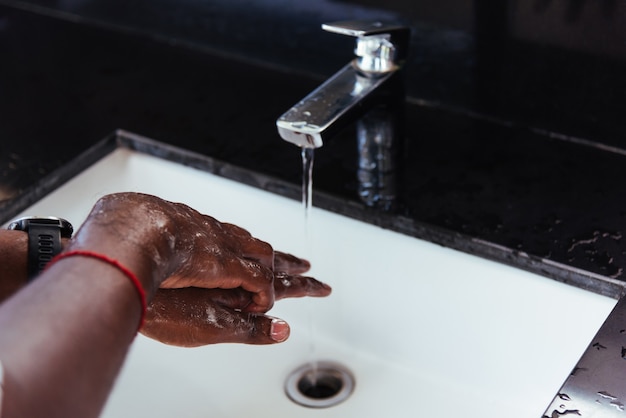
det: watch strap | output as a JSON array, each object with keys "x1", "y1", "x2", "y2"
[{"x1": 26, "y1": 223, "x2": 63, "y2": 280}]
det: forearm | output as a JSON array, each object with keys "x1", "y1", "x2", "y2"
[
  {"x1": 0, "y1": 196, "x2": 169, "y2": 417},
  {"x1": 0, "y1": 255, "x2": 146, "y2": 418}
]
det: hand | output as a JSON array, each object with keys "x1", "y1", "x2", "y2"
[
  {"x1": 72, "y1": 193, "x2": 308, "y2": 312},
  {"x1": 140, "y1": 252, "x2": 331, "y2": 346},
  {"x1": 72, "y1": 193, "x2": 332, "y2": 346}
]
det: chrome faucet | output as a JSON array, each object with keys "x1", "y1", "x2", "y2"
[{"x1": 276, "y1": 20, "x2": 410, "y2": 149}]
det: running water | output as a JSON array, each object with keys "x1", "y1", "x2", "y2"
[
  {"x1": 301, "y1": 147, "x2": 318, "y2": 380},
  {"x1": 301, "y1": 147, "x2": 314, "y2": 220}
]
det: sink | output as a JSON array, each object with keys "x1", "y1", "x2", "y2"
[{"x1": 10, "y1": 139, "x2": 616, "y2": 417}]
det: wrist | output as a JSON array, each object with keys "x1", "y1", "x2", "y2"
[
  {"x1": 7, "y1": 217, "x2": 73, "y2": 281},
  {"x1": 69, "y1": 193, "x2": 190, "y2": 299},
  {"x1": 64, "y1": 235, "x2": 163, "y2": 302},
  {"x1": 48, "y1": 250, "x2": 148, "y2": 329}
]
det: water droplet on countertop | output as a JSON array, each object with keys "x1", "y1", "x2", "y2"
[
  {"x1": 611, "y1": 400, "x2": 625, "y2": 411},
  {"x1": 558, "y1": 393, "x2": 572, "y2": 401},
  {"x1": 545, "y1": 408, "x2": 582, "y2": 417},
  {"x1": 597, "y1": 391, "x2": 617, "y2": 400}
]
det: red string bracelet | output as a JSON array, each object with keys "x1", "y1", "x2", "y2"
[{"x1": 47, "y1": 250, "x2": 147, "y2": 330}]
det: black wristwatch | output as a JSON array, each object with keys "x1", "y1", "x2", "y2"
[{"x1": 8, "y1": 216, "x2": 74, "y2": 281}]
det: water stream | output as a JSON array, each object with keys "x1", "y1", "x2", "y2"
[
  {"x1": 301, "y1": 147, "x2": 318, "y2": 380},
  {"x1": 301, "y1": 147, "x2": 314, "y2": 220}
]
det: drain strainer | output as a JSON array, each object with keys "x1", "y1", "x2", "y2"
[{"x1": 285, "y1": 361, "x2": 355, "y2": 408}]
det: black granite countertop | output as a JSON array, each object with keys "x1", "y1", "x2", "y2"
[{"x1": 2, "y1": 2, "x2": 626, "y2": 298}]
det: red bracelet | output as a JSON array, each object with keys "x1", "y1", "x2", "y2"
[{"x1": 47, "y1": 250, "x2": 147, "y2": 330}]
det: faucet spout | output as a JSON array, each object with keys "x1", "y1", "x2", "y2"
[
  {"x1": 277, "y1": 64, "x2": 395, "y2": 148},
  {"x1": 276, "y1": 21, "x2": 409, "y2": 149}
]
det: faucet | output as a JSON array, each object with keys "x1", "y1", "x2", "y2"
[{"x1": 276, "y1": 20, "x2": 410, "y2": 149}]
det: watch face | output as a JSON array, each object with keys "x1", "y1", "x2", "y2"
[{"x1": 8, "y1": 216, "x2": 74, "y2": 238}]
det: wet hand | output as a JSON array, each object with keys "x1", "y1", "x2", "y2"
[
  {"x1": 75, "y1": 193, "x2": 305, "y2": 312},
  {"x1": 71, "y1": 192, "x2": 331, "y2": 345},
  {"x1": 140, "y1": 255, "x2": 331, "y2": 346}
]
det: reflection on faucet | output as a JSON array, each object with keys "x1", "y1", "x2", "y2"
[
  {"x1": 276, "y1": 20, "x2": 408, "y2": 209},
  {"x1": 356, "y1": 105, "x2": 401, "y2": 210}
]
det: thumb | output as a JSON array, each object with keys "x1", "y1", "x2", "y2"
[
  {"x1": 241, "y1": 314, "x2": 291, "y2": 344},
  {"x1": 221, "y1": 310, "x2": 291, "y2": 344}
]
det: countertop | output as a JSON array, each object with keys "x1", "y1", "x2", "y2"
[{"x1": 2, "y1": 3, "x2": 626, "y2": 298}]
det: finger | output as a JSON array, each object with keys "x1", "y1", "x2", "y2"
[
  {"x1": 273, "y1": 273, "x2": 332, "y2": 300},
  {"x1": 167, "y1": 273, "x2": 333, "y2": 311},
  {"x1": 188, "y1": 288, "x2": 253, "y2": 310},
  {"x1": 274, "y1": 251, "x2": 311, "y2": 274},
  {"x1": 221, "y1": 223, "x2": 274, "y2": 269},
  {"x1": 183, "y1": 272, "x2": 332, "y2": 306},
  {"x1": 240, "y1": 239, "x2": 274, "y2": 270},
  {"x1": 142, "y1": 289, "x2": 290, "y2": 347},
  {"x1": 225, "y1": 258, "x2": 275, "y2": 312},
  {"x1": 163, "y1": 256, "x2": 275, "y2": 312}
]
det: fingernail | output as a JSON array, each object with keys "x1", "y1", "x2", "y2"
[{"x1": 270, "y1": 318, "x2": 290, "y2": 342}]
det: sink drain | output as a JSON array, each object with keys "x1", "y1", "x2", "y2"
[{"x1": 285, "y1": 361, "x2": 355, "y2": 408}]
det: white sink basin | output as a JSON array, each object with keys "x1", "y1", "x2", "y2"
[{"x1": 11, "y1": 144, "x2": 616, "y2": 417}]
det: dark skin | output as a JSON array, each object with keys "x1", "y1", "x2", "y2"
[
  {"x1": 0, "y1": 195, "x2": 331, "y2": 346},
  {"x1": 144, "y1": 267, "x2": 330, "y2": 346},
  {"x1": 0, "y1": 192, "x2": 331, "y2": 417},
  {"x1": 0, "y1": 230, "x2": 29, "y2": 301}
]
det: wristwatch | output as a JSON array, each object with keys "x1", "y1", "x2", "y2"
[{"x1": 8, "y1": 216, "x2": 74, "y2": 280}]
